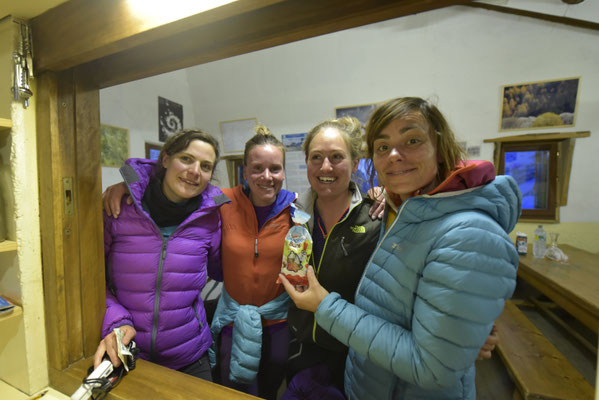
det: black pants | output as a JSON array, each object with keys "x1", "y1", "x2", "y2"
[
  {"x1": 178, "y1": 353, "x2": 213, "y2": 381},
  {"x1": 286, "y1": 337, "x2": 347, "y2": 391}
]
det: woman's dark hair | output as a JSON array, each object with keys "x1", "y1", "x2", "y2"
[
  {"x1": 365, "y1": 97, "x2": 466, "y2": 188},
  {"x1": 243, "y1": 125, "x2": 285, "y2": 165},
  {"x1": 154, "y1": 129, "x2": 220, "y2": 180}
]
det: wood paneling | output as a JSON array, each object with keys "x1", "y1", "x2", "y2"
[
  {"x1": 36, "y1": 71, "x2": 71, "y2": 371},
  {"x1": 37, "y1": 69, "x2": 105, "y2": 371},
  {"x1": 57, "y1": 70, "x2": 85, "y2": 364},
  {"x1": 73, "y1": 69, "x2": 105, "y2": 357}
]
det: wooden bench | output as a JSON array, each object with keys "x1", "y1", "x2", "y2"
[{"x1": 495, "y1": 300, "x2": 595, "y2": 400}]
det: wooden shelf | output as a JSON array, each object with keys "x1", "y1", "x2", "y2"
[
  {"x1": 0, "y1": 304, "x2": 26, "y2": 390},
  {"x1": 0, "y1": 304, "x2": 22, "y2": 323},
  {"x1": 0, "y1": 118, "x2": 11, "y2": 133},
  {"x1": 0, "y1": 240, "x2": 17, "y2": 253},
  {"x1": 483, "y1": 130, "x2": 590, "y2": 143}
]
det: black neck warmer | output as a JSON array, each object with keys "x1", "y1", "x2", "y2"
[{"x1": 142, "y1": 177, "x2": 203, "y2": 227}]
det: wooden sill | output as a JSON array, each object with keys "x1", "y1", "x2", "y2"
[
  {"x1": 483, "y1": 130, "x2": 590, "y2": 143},
  {"x1": 52, "y1": 357, "x2": 260, "y2": 400},
  {"x1": 0, "y1": 304, "x2": 22, "y2": 324},
  {"x1": 0, "y1": 240, "x2": 18, "y2": 253},
  {"x1": 0, "y1": 118, "x2": 11, "y2": 133}
]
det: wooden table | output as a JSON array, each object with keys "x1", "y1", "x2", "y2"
[
  {"x1": 517, "y1": 244, "x2": 599, "y2": 333},
  {"x1": 57, "y1": 357, "x2": 261, "y2": 400}
]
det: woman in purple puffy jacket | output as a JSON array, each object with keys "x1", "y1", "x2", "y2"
[{"x1": 93, "y1": 130, "x2": 230, "y2": 381}]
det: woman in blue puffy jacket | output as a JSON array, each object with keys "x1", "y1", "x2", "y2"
[{"x1": 280, "y1": 97, "x2": 521, "y2": 400}]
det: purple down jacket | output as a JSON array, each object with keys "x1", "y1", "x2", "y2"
[{"x1": 102, "y1": 158, "x2": 229, "y2": 370}]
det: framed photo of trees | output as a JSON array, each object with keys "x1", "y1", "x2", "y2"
[{"x1": 500, "y1": 77, "x2": 580, "y2": 132}]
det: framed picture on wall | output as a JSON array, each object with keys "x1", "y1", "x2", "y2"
[
  {"x1": 220, "y1": 117, "x2": 257, "y2": 154},
  {"x1": 499, "y1": 77, "x2": 580, "y2": 132},
  {"x1": 145, "y1": 142, "x2": 162, "y2": 160},
  {"x1": 158, "y1": 96, "x2": 183, "y2": 141},
  {"x1": 101, "y1": 124, "x2": 129, "y2": 168},
  {"x1": 335, "y1": 102, "x2": 378, "y2": 126}
]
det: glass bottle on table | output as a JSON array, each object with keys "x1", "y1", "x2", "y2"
[{"x1": 533, "y1": 224, "x2": 547, "y2": 258}]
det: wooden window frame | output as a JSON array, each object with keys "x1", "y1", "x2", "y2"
[
  {"x1": 485, "y1": 131, "x2": 590, "y2": 223},
  {"x1": 498, "y1": 140, "x2": 558, "y2": 221},
  {"x1": 222, "y1": 155, "x2": 244, "y2": 188},
  {"x1": 145, "y1": 142, "x2": 162, "y2": 160}
]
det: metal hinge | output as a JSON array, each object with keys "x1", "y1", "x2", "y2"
[{"x1": 12, "y1": 19, "x2": 34, "y2": 108}]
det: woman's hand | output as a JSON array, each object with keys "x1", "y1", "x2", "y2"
[
  {"x1": 367, "y1": 186, "x2": 385, "y2": 220},
  {"x1": 93, "y1": 325, "x2": 136, "y2": 368},
  {"x1": 477, "y1": 324, "x2": 498, "y2": 360},
  {"x1": 279, "y1": 266, "x2": 329, "y2": 313},
  {"x1": 102, "y1": 182, "x2": 131, "y2": 218}
]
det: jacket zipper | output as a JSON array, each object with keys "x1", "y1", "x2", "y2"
[
  {"x1": 106, "y1": 261, "x2": 117, "y2": 296},
  {"x1": 354, "y1": 198, "x2": 409, "y2": 295},
  {"x1": 340, "y1": 236, "x2": 349, "y2": 256},
  {"x1": 122, "y1": 178, "x2": 221, "y2": 361},
  {"x1": 193, "y1": 301, "x2": 204, "y2": 330},
  {"x1": 253, "y1": 200, "x2": 294, "y2": 259},
  {"x1": 150, "y1": 238, "x2": 168, "y2": 361},
  {"x1": 311, "y1": 199, "x2": 359, "y2": 343}
]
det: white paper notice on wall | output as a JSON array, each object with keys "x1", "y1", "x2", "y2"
[
  {"x1": 282, "y1": 133, "x2": 310, "y2": 194},
  {"x1": 220, "y1": 118, "x2": 257, "y2": 154}
]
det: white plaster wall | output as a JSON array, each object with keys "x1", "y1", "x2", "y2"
[
  {"x1": 184, "y1": 6, "x2": 599, "y2": 223},
  {"x1": 100, "y1": 69, "x2": 196, "y2": 191},
  {"x1": 100, "y1": 5, "x2": 599, "y2": 224},
  {"x1": 5, "y1": 97, "x2": 48, "y2": 393},
  {"x1": 0, "y1": 18, "x2": 47, "y2": 393}
]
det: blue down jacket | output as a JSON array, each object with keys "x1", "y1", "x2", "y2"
[{"x1": 315, "y1": 175, "x2": 521, "y2": 400}]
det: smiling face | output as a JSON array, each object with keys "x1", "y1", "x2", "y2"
[
  {"x1": 372, "y1": 112, "x2": 439, "y2": 201},
  {"x1": 243, "y1": 144, "x2": 285, "y2": 206},
  {"x1": 306, "y1": 127, "x2": 358, "y2": 201},
  {"x1": 161, "y1": 139, "x2": 216, "y2": 202}
]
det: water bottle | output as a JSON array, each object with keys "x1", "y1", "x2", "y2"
[{"x1": 533, "y1": 225, "x2": 547, "y2": 258}]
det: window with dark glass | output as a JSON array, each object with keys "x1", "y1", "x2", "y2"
[
  {"x1": 485, "y1": 131, "x2": 588, "y2": 223},
  {"x1": 498, "y1": 141, "x2": 557, "y2": 220}
]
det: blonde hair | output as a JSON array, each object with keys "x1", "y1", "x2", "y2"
[{"x1": 302, "y1": 116, "x2": 365, "y2": 163}]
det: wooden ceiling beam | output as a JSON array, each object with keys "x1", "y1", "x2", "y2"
[
  {"x1": 31, "y1": 0, "x2": 284, "y2": 72},
  {"x1": 467, "y1": 2, "x2": 599, "y2": 32},
  {"x1": 73, "y1": 0, "x2": 468, "y2": 88}
]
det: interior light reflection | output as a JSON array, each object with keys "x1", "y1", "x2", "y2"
[{"x1": 126, "y1": 0, "x2": 237, "y2": 25}]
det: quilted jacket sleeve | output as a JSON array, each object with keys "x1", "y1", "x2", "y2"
[
  {"x1": 101, "y1": 212, "x2": 134, "y2": 338},
  {"x1": 315, "y1": 216, "x2": 518, "y2": 389}
]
